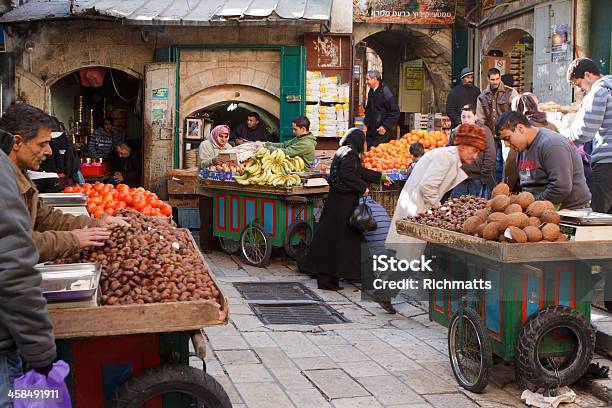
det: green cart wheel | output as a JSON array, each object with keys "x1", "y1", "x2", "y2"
[
  {"x1": 283, "y1": 221, "x2": 313, "y2": 262},
  {"x1": 448, "y1": 307, "x2": 492, "y2": 393},
  {"x1": 240, "y1": 224, "x2": 272, "y2": 267}
]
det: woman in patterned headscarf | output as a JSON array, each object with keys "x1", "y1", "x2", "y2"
[
  {"x1": 198, "y1": 124, "x2": 231, "y2": 169},
  {"x1": 198, "y1": 124, "x2": 231, "y2": 251}
]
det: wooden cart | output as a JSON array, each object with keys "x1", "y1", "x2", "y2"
[
  {"x1": 396, "y1": 220, "x2": 611, "y2": 392},
  {"x1": 49, "y1": 231, "x2": 231, "y2": 408},
  {"x1": 199, "y1": 180, "x2": 329, "y2": 267}
]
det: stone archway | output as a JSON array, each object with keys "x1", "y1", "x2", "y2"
[
  {"x1": 484, "y1": 28, "x2": 533, "y2": 56},
  {"x1": 354, "y1": 24, "x2": 452, "y2": 111}
]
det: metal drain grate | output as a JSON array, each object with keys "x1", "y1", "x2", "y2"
[
  {"x1": 233, "y1": 282, "x2": 322, "y2": 301},
  {"x1": 250, "y1": 303, "x2": 348, "y2": 325}
]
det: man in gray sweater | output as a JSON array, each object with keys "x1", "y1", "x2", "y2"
[
  {"x1": 0, "y1": 139, "x2": 56, "y2": 404},
  {"x1": 496, "y1": 111, "x2": 591, "y2": 209},
  {"x1": 562, "y1": 58, "x2": 612, "y2": 213}
]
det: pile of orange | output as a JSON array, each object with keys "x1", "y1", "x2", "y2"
[
  {"x1": 64, "y1": 183, "x2": 172, "y2": 218},
  {"x1": 363, "y1": 129, "x2": 449, "y2": 171}
]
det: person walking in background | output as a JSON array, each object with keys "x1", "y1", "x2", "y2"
[
  {"x1": 446, "y1": 67, "x2": 481, "y2": 129},
  {"x1": 448, "y1": 105, "x2": 496, "y2": 198},
  {"x1": 364, "y1": 70, "x2": 400, "y2": 149},
  {"x1": 561, "y1": 57, "x2": 612, "y2": 214},
  {"x1": 303, "y1": 128, "x2": 392, "y2": 291},
  {"x1": 476, "y1": 68, "x2": 519, "y2": 183}
]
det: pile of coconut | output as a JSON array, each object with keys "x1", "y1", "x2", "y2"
[{"x1": 462, "y1": 183, "x2": 568, "y2": 243}]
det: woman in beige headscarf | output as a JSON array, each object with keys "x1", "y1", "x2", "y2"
[{"x1": 505, "y1": 93, "x2": 558, "y2": 191}]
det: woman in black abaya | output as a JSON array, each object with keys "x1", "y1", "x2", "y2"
[{"x1": 303, "y1": 128, "x2": 392, "y2": 290}]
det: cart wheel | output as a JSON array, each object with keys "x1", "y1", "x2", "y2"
[
  {"x1": 111, "y1": 365, "x2": 231, "y2": 408},
  {"x1": 284, "y1": 221, "x2": 313, "y2": 262},
  {"x1": 448, "y1": 307, "x2": 492, "y2": 393},
  {"x1": 240, "y1": 224, "x2": 272, "y2": 267},
  {"x1": 218, "y1": 237, "x2": 240, "y2": 255},
  {"x1": 515, "y1": 305, "x2": 595, "y2": 389}
]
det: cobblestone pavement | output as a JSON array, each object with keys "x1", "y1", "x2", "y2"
[{"x1": 191, "y1": 251, "x2": 607, "y2": 408}]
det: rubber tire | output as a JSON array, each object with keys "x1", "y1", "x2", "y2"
[
  {"x1": 515, "y1": 305, "x2": 595, "y2": 389},
  {"x1": 283, "y1": 221, "x2": 313, "y2": 261},
  {"x1": 111, "y1": 365, "x2": 231, "y2": 408},
  {"x1": 218, "y1": 237, "x2": 240, "y2": 255},
  {"x1": 448, "y1": 307, "x2": 492, "y2": 393},
  {"x1": 240, "y1": 224, "x2": 272, "y2": 267}
]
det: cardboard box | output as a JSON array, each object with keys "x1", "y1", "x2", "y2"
[{"x1": 167, "y1": 175, "x2": 198, "y2": 194}]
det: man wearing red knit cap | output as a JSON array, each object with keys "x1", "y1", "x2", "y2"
[{"x1": 387, "y1": 123, "x2": 486, "y2": 250}]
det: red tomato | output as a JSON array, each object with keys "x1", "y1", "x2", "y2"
[
  {"x1": 94, "y1": 209, "x2": 104, "y2": 218},
  {"x1": 133, "y1": 200, "x2": 145, "y2": 212},
  {"x1": 124, "y1": 195, "x2": 134, "y2": 205},
  {"x1": 86, "y1": 203, "x2": 96, "y2": 214},
  {"x1": 116, "y1": 184, "x2": 129, "y2": 191},
  {"x1": 161, "y1": 204, "x2": 172, "y2": 217},
  {"x1": 94, "y1": 183, "x2": 104, "y2": 192},
  {"x1": 64, "y1": 186, "x2": 74, "y2": 193},
  {"x1": 104, "y1": 207, "x2": 115, "y2": 215},
  {"x1": 91, "y1": 196, "x2": 103, "y2": 205},
  {"x1": 142, "y1": 206, "x2": 153, "y2": 216}
]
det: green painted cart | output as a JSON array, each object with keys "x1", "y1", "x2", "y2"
[
  {"x1": 200, "y1": 180, "x2": 328, "y2": 267},
  {"x1": 395, "y1": 220, "x2": 610, "y2": 392}
]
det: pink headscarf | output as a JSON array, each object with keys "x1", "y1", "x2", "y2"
[{"x1": 210, "y1": 125, "x2": 230, "y2": 149}]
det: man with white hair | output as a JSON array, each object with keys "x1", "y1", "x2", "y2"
[{"x1": 364, "y1": 70, "x2": 400, "y2": 149}]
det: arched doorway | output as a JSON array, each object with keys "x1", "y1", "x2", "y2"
[
  {"x1": 354, "y1": 25, "x2": 452, "y2": 135},
  {"x1": 49, "y1": 67, "x2": 143, "y2": 183},
  {"x1": 485, "y1": 29, "x2": 534, "y2": 94}
]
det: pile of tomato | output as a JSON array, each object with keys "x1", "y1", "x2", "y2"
[
  {"x1": 363, "y1": 129, "x2": 449, "y2": 171},
  {"x1": 64, "y1": 183, "x2": 172, "y2": 218}
]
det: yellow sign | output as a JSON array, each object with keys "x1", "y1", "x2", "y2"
[{"x1": 404, "y1": 60, "x2": 423, "y2": 90}]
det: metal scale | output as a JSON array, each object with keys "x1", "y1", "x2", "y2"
[
  {"x1": 559, "y1": 209, "x2": 612, "y2": 241},
  {"x1": 38, "y1": 192, "x2": 89, "y2": 217}
]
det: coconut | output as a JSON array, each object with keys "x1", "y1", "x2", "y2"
[
  {"x1": 491, "y1": 183, "x2": 510, "y2": 197},
  {"x1": 528, "y1": 217, "x2": 542, "y2": 228},
  {"x1": 516, "y1": 192, "x2": 535, "y2": 209},
  {"x1": 463, "y1": 216, "x2": 482, "y2": 235},
  {"x1": 506, "y1": 212, "x2": 529, "y2": 228},
  {"x1": 509, "y1": 195, "x2": 518, "y2": 205},
  {"x1": 523, "y1": 226, "x2": 543, "y2": 242},
  {"x1": 474, "y1": 208, "x2": 490, "y2": 222},
  {"x1": 488, "y1": 212, "x2": 506, "y2": 223},
  {"x1": 475, "y1": 223, "x2": 487, "y2": 237},
  {"x1": 526, "y1": 201, "x2": 547, "y2": 217},
  {"x1": 556, "y1": 234, "x2": 568, "y2": 242},
  {"x1": 482, "y1": 222, "x2": 500, "y2": 240},
  {"x1": 542, "y1": 200, "x2": 556, "y2": 211},
  {"x1": 540, "y1": 209, "x2": 561, "y2": 225},
  {"x1": 505, "y1": 226, "x2": 527, "y2": 243},
  {"x1": 491, "y1": 195, "x2": 511, "y2": 212},
  {"x1": 504, "y1": 204, "x2": 523, "y2": 214},
  {"x1": 541, "y1": 223, "x2": 560, "y2": 241}
]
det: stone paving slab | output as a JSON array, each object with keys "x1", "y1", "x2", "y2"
[{"x1": 194, "y1": 251, "x2": 609, "y2": 407}]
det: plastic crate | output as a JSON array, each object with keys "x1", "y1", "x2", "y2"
[{"x1": 176, "y1": 207, "x2": 200, "y2": 229}]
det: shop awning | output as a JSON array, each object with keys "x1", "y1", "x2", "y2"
[{"x1": 0, "y1": 0, "x2": 333, "y2": 24}]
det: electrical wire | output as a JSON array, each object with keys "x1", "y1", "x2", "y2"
[{"x1": 109, "y1": 69, "x2": 138, "y2": 102}]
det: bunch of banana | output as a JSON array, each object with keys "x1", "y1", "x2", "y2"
[
  {"x1": 268, "y1": 174, "x2": 302, "y2": 187},
  {"x1": 233, "y1": 148, "x2": 304, "y2": 187}
]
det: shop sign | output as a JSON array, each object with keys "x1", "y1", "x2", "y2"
[
  {"x1": 404, "y1": 59, "x2": 423, "y2": 90},
  {"x1": 152, "y1": 87, "x2": 169, "y2": 127},
  {"x1": 482, "y1": 0, "x2": 517, "y2": 9},
  {"x1": 354, "y1": 0, "x2": 455, "y2": 25}
]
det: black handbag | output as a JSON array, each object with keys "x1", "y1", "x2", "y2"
[{"x1": 349, "y1": 197, "x2": 377, "y2": 232}]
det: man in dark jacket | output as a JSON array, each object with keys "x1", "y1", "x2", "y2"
[
  {"x1": 364, "y1": 70, "x2": 400, "y2": 149},
  {"x1": 0, "y1": 148, "x2": 57, "y2": 406},
  {"x1": 231, "y1": 112, "x2": 275, "y2": 144},
  {"x1": 446, "y1": 67, "x2": 481, "y2": 129},
  {"x1": 477, "y1": 68, "x2": 519, "y2": 182},
  {"x1": 88, "y1": 117, "x2": 121, "y2": 160}
]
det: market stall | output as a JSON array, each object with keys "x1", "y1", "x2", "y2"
[
  {"x1": 38, "y1": 208, "x2": 230, "y2": 407},
  {"x1": 394, "y1": 188, "x2": 611, "y2": 392}
]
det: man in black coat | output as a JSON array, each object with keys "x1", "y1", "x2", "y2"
[
  {"x1": 113, "y1": 142, "x2": 141, "y2": 188},
  {"x1": 364, "y1": 70, "x2": 400, "y2": 149},
  {"x1": 446, "y1": 67, "x2": 481, "y2": 129}
]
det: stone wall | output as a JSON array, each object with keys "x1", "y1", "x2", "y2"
[{"x1": 4, "y1": 20, "x2": 317, "y2": 110}]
